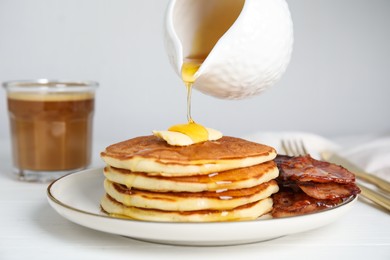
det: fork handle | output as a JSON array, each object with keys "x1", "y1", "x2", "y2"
[
  {"x1": 354, "y1": 171, "x2": 390, "y2": 194},
  {"x1": 321, "y1": 152, "x2": 390, "y2": 193},
  {"x1": 358, "y1": 184, "x2": 390, "y2": 212}
]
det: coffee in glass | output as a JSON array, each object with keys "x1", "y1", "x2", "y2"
[{"x1": 3, "y1": 79, "x2": 98, "y2": 182}]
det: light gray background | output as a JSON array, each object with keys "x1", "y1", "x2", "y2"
[{"x1": 0, "y1": 0, "x2": 389, "y2": 145}]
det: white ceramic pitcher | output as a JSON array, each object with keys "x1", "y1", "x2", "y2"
[{"x1": 164, "y1": 0, "x2": 293, "y2": 99}]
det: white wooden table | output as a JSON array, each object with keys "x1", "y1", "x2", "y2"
[{"x1": 0, "y1": 139, "x2": 389, "y2": 260}]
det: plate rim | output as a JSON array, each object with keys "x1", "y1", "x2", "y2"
[{"x1": 47, "y1": 167, "x2": 358, "y2": 245}]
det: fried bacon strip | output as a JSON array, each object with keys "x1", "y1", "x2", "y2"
[
  {"x1": 298, "y1": 182, "x2": 360, "y2": 200},
  {"x1": 272, "y1": 155, "x2": 360, "y2": 218},
  {"x1": 272, "y1": 190, "x2": 343, "y2": 218},
  {"x1": 275, "y1": 155, "x2": 355, "y2": 184}
]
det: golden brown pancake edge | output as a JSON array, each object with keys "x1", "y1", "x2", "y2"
[{"x1": 100, "y1": 135, "x2": 277, "y2": 175}]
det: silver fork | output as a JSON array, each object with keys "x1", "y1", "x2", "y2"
[
  {"x1": 280, "y1": 138, "x2": 390, "y2": 212},
  {"x1": 281, "y1": 139, "x2": 308, "y2": 156}
]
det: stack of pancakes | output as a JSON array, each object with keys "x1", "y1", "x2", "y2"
[{"x1": 100, "y1": 135, "x2": 279, "y2": 222}]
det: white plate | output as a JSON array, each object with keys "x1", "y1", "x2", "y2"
[{"x1": 47, "y1": 168, "x2": 357, "y2": 246}]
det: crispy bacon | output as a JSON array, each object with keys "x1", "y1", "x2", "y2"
[
  {"x1": 272, "y1": 190, "x2": 343, "y2": 218},
  {"x1": 298, "y1": 182, "x2": 361, "y2": 200},
  {"x1": 272, "y1": 155, "x2": 360, "y2": 218},
  {"x1": 276, "y1": 155, "x2": 355, "y2": 184}
]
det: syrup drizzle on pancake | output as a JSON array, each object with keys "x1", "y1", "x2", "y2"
[{"x1": 167, "y1": 59, "x2": 209, "y2": 143}]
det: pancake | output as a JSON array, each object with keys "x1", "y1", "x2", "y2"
[
  {"x1": 101, "y1": 194, "x2": 273, "y2": 222},
  {"x1": 100, "y1": 135, "x2": 279, "y2": 222},
  {"x1": 104, "y1": 160, "x2": 278, "y2": 192},
  {"x1": 104, "y1": 179, "x2": 279, "y2": 211},
  {"x1": 101, "y1": 135, "x2": 276, "y2": 176}
]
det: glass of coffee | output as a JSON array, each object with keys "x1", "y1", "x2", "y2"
[{"x1": 3, "y1": 79, "x2": 98, "y2": 182}]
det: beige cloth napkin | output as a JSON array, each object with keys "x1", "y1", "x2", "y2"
[
  {"x1": 338, "y1": 135, "x2": 390, "y2": 182},
  {"x1": 244, "y1": 131, "x2": 390, "y2": 182}
]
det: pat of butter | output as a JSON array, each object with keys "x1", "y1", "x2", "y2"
[
  {"x1": 153, "y1": 128, "x2": 223, "y2": 146},
  {"x1": 168, "y1": 122, "x2": 209, "y2": 143}
]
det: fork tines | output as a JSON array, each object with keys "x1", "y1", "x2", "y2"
[{"x1": 281, "y1": 139, "x2": 308, "y2": 156}]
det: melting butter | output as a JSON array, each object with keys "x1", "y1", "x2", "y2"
[
  {"x1": 168, "y1": 122, "x2": 208, "y2": 143},
  {"x1": 153, "y1": 127, "x2": 222, "y2": 146}
]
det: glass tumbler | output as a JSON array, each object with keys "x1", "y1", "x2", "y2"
[{"x1": 3, "y1": 79, "x2": 98, "y2": 182}]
